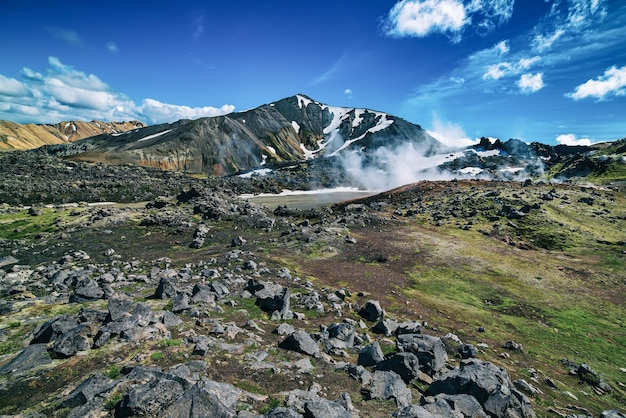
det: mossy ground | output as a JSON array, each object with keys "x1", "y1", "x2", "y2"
[{"x1": 0, "y1": 180, "x2": 624, "y2": 416}]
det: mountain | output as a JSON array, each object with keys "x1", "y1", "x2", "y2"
[
  {"x1": 42, "y1": 94, "x2": 445, "y2": 175},
  {"x1": 0, "y1": 120, "x2": 145, "y2": 151}
]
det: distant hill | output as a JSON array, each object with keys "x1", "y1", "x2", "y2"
[{"x1": 0, "y1": 120, "x2": 145, "y2": 150}]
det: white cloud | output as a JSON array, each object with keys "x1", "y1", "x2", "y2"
[
  {"x1": 556, "y1": 133, "x2": 593, "y2": 146},
  {"x1": 383, "y1": 0, "x2": 514, "y2": 41},
  {"x1": 518, "y1": 56, "x2": 540, "y2": 69},
  {"x1": 138, "y1": 99, "x2": 234, "y2": 125},
  {"x1": 567, "y1": 65, "x2": 626, "y2": 100},
  {"x1": 532, "y1": 29, "x2": 565, "y2": 52},
  {"x1": 46, "y1": 27, "x2": 83, "y2": 46},
  {"x1": 427, "y1": 115, "x2": 478, "y2": 147},
  {"x1": 482, "y1": 55, "x2": 540, "y2": 81},
  {"x1": 517, "y1": 73, "x2": 545, "y2": 94},
  {"x1": 494, "y1": 39, "x2": 510, "y2": 54},
  {"x1": 483, "y1": 62, "x2": 513, "y2": 80},
  {"x1": 0, "y1": 57, "x2": 234, "y2": 125},
  {"x1": 106, "y1": 42, "x2": 119, "y2": 53},
  {"x1": 344, "y1": 88, "x2": 353, "y2": 95},
  {"x1": 384, "y1": 0, "x2": 468, "y2": 40},
  {"x1": 0, "y1": 75, "x2": 29, "y2": 97}
]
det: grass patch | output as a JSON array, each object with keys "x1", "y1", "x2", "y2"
[
  {"x1": 0, "y1": 340, "x2": 22, "y2": 355},
  {"x1": 150, "y1": 352, "x2": 164, "y2": 361},
  {"x1": 106, "y1": 365, "x2": 121, "y2": 379},
  {"x1": 104, "y1": 392, "x2": 124, "y2": 410},
  {"x1": 159, "y1": 338, "x2": 182, "y2": 347}
]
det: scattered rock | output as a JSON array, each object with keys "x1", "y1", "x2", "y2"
[
  {"x1": 427, "y1": 359, "x2": 536, "y2": 417},
  {"x1": 0, "y1": 344, "x2": 51, "y2": 375},
  {"x1": 358, "y1": 341, "x2": 385, "y2": 367},
  {"x1": 367, "y1": 370, "x2": 412, "y2": 407},
  {"x1": 279, "y1": 331, "x2": 320, "y2": 357},
  {"x1": 374, "y1": 352, "x2": 421, "y2": 384},
  {"x1": 359, "y1": 300, "x2": 384, "y2": 322}
]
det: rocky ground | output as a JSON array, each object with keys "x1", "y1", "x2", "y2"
[{"x1": 0, "y1": 152, "x2": 625, "y2": 417}]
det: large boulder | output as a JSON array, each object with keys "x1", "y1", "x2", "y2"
[
  {"x1": 397, "y1": 333, "x2": 448, "y2": 375},
  {"x1": 279, "y1": 331, "x2": 320, "y2": 357},
  {"x1": 374, "y1": 353, "x2": 421, "y2": 384},
  {"x1": 0, "y1": 344, "x2": 51, "y2": 375},
  {"x1": 69, "y1": 277, "x2": 105, "y2": 303},
  {"x1": 118, "y1": 375, "x2": 187, "y2": 416},
  {"x1": 359, "y1": 300, "x2": 384, "y2": 322},
  {"x1": 427, "y1": 359, "x2": 536, "y2": 418},
  {"x1": 324, "y1": 322, "x2": 356, "y2": 352},
  {"x1": 162, "y1": 379, "x2": 238, "y2": 418},
  {"x1": 61, "y1": 373, "x2": 117, "y2": 408},
  {"x1": 51, "y1": 323, "x2": 98, "y2": 358},
  {"x1": 358, "y1": 341, "x2": 385, "y2": 367},
  {"x1": 367, "y1": 370, "x2": 412, "y2": 407},
  {"x1": 303, "y1": 399, "x2": 351, "y2": 418}
]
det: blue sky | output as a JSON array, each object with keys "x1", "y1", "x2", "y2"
[{"x1": 0, "y1": 0, "x2": 625, "y2": 146}]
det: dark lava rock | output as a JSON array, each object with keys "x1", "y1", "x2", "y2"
[
  {"x1": 358, "y1": 300, "x2": 384, "y2": 322},
  {"x1": 279, "y1": 331, "x2": 320, "y2": 357},
  {"x1": 358, "y1": 341, "x2": 385, "y2": 367},
  {"x1": 61, "y1": 373, "x2": 117, "y2": 408},
  {"x1": 367, "y1": 370, "x2": 412, "y2": 407},
  {"x1": 374, "y1": 352, "x2": 421, "y2": 384},
  {"x1": 0, "y1": 344, "x2": 51, "y2": 375},
  {"x1": 396, "y1": 333, "x2": 448, "y2": 376},
  {"x1": 427, "y1": 359, "x2": 536, "y2": 418}
]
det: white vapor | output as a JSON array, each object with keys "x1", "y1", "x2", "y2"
[
  {"x1": 0, "y1": 57, "x2": 234, "y2": 125},
  {"x1": 340, "y1": 140, "x2": 472, "y2": 191},
  {"x1": 556, "y1": 133, "x2": 594, "y2": 146},
  {"x1": 427, "y1": 115, "x2": 478, "y2": 147}
]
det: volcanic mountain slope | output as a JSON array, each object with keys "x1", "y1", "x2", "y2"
[
  {"x1": 0, "y1": 120, "x2": 145, "y2": 151},
  {"x1": 43, "y1": 94, "x2": 445, "y2": 175}
]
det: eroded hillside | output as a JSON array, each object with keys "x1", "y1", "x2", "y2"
[{"x1": 0, "y1": 120, "x2": 145, "y2": 151}]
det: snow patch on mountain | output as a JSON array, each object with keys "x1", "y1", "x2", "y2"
[
  {"x1": 329, "y1": 112, "x2": 394, "y2": 156},
  {"x1": 296, "y1": 94, "x2": 313, "y2": 109},
  {"x1": 137, "y1": 129, "x2": 172, "y2": 142},
  {"x1": 291, "y1": 121, "x2": 300, "y2": 134}
]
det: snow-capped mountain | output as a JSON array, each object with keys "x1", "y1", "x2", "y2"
[
  {"x1": 43, "y1": 94, "x2": 444, "y2": 175},
  {"x1": 36, "y1": 94, "x2": 626, "y2": 187}
]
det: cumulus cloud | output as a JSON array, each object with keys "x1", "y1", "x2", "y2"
[
  {"x1": 0, "y1": 75, "x2": 29, "y2": 97},
  {"x1": 106, "y1": 42, "x2": 119, "y2": 53},
  {"x1": 0, "y1": 57, "x2": 234, "y2": 124},
  {"x1": 383, "y1": 0, "x2": 514, "y2": 41},
  {"x1": 567, "y1": 65, "x2": 626, "y2": 100},
  {"x1": 46, "y1": 27, "x2": 83, "y2": 46},
  {"x1": 517, "y1": 73, "x2": 545, "y2": 94},
  {"x1": 427, "y1": 114, "x2": 478, "y2": 147},
  {"x1": 556, "y1": 133, "x2": 593, "y2": 146},
  {"x1": 138, "y1": 99, "x2": 234, "y2": 125}
]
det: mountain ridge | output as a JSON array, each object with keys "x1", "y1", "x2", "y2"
[
  {"x1": 40, "y1": 94, "x2": 445, "y2": 175},
  {"x1": 0, "y1": 120, "x2": 145, "y2": 151}
]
